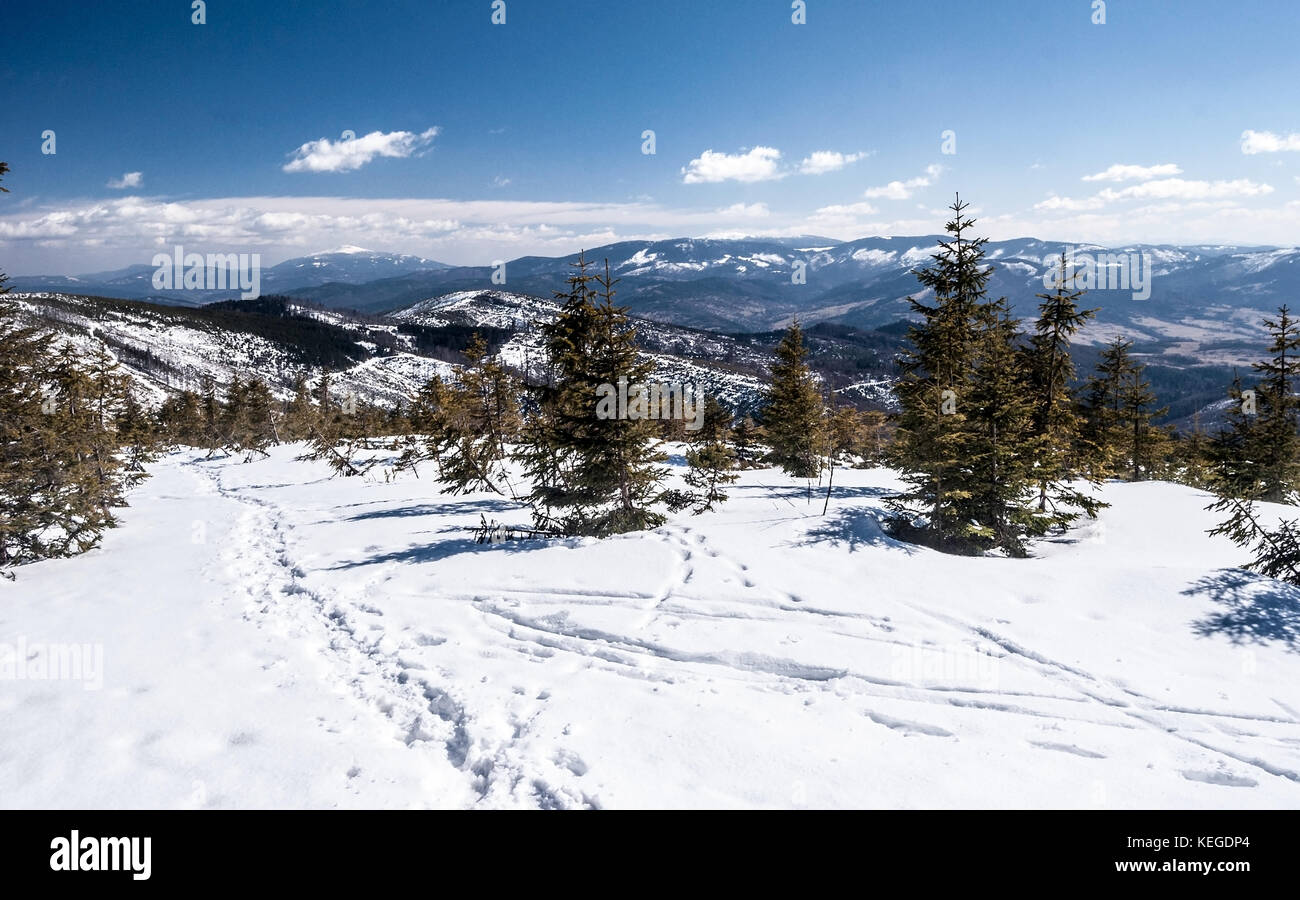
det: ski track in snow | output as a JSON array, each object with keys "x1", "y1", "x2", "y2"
[
  {"x1": 4, "y1": 446, "x2": 1299, "y2": 808},
  {"x1": 187, "y1": 457, "x2": 602, "y2": 809},
  {"x1": 199, "y1": 455, "x2": 1300, "y2": 803}
]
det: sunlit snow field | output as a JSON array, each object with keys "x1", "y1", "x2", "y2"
[{"x1": 2, "y1": 445, "x2": 1298, "y2": 808}]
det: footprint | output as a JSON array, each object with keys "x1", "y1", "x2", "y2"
[
  {"x1": 554, "y1": 749, "x2": 589, "y2": 777},
  {"x1": 1181, "y1": 768, "x2": 1257, "y2": 788}
]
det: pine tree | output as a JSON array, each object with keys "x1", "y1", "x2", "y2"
[
  {"x1": 1207, "y1": 309, "x2": 1300, "y2": 583},
  {"x1": 0, "y1": 297, "x2": 60, "y2": 566},
  {"x1": 681, "y1": 395, "x2": 738, "y2": 513},
  {"x1": 225, "y1": 376, "x2": 279, "y2": 459},
  {"x1": 761, "y1": 319, "x2": 825, "y2": 484},
  {"x1": 730, "y1": 414, "x2": 762, "y2": 469},
  {"x1": 282, "y1": 375, "x2": 318, "y2": 441},
  {"x1": 198, "y1": 373, "x2": 224, "y2": 455},
  {"x1": 399, "y1": 334, "x2": 521, "y2": 495},
  {"x1": 1023, "y1": 254, "x2": 1105, "y2": 525},
  {"x1": 888, "y1": 196, "x2": 1034, "y2": 552},
  {"x1": 1079, "y1": 337, "x2": 1134, "y2": 479},
  {"x1": 158, "y1": 390, "x2": 203, "y2": 447},
  {"x1": 515, "y1": 254, "x2": 668, "y2": 536},
  {"x1": 961, "y1": 299, "x2": 1040, "y2": 554},
  {"x1": 1248, "y1": 306, "x2": 1300, "y2": 500},
  {"x1": 1116, "y1": 357, "x2": 1171, "y2": 482}
]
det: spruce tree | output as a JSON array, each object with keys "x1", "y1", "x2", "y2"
[
  {"x1": 1207, "y1": 309, "x2": 1300, "y2": 583},
  {"x1": 1247, "y1": 306, "x2": 1300, "y2": 500},
  {"x1": 399, "y1": 334, "x2": 521, "y2": 495},
  {"x1": 1117, "y1": 358, "x2": 1171, "y2": 482},
  {"x1": 1079, "y1": 337, "x2": 1134, "y2": 479},
  {"x1": 962, "y1": 299, "x2": 1040, "y2": 554},
  {"x1": 761, "y1": 319, "x2": 825, "y2": 483},
  {"x1": 515, "y1": 255, "x2": 667, "y2": 536},
  {"x1": 681, "y1": 394, "x2": 738, "y2": 513},
  {"x1": 158, "y1": 390, "x2": 203, "y2": 447},
  {"x1": 1024, "y1": 253, "x2": 1104, "y2": 524},
  {"x1": 888, "y1": 196, "x2": 1028, "y2": 551},
  {"x1": 730, "y1": 415, "x2": 762, "y2": 470}
]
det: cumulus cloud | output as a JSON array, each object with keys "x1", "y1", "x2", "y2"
[
  {"x1": 681, "y1": 147, "x2": 783, "y2": 183},
  {"x1": 283, "y1": 127, "x2": 440, "y2": 173},
  {"x1": 1081, "y1": 163, "x2": 1182, "y2": 182},
  {"x1": 798, "y1": 150, "x2": 867, "y2": 175},
  {"x1": 863, "y1": 164, "x2": 941, "y2": 200},
  {"x1": 716, "y1": 202, "x2": 770, "y2": 217},
  {"x1": 1241, "y1": 130, "x2": 1300, "y2": 154},
  {"x1": 106, "y1": 172, "x2": 143, "y2": 189}
]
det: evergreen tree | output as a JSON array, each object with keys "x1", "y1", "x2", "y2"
[
  {"x1": 1116, "y1": 357, "x2": 1171, "y2": 482},
  {"x1": 515, "y1": 255, "x2": 668, "y2": 536},
  {"x1": 888, "y1": 196, "x2": 1039, "y2": 553},
  {"x1": 225, "y1": 376, "x2": 279, "y2": 459},
  {"x1": 1207, "y1": 308, "x2": 1300, "y2": 583},
  {"x1": 398, "y1": 334, "x2": 521, "y2": 495},
  {"x1": 730, "y1": 415, "x2": 762, "y2": 470},
  {"x1": 761, "y1": 319, "x2": 825, "y2": 483},
  {"x1": 158, "y1": 390, "x2": 203, "y2": 447},
  {"x1": 1024, "y1": 254, "x2": 1104, "y2": 524},
  {"x1": 282, "y1": 375, "x2": 318, "y2": 441},
  {"x1": 1247, "y1": 306, "x2": 1300, "y2": 500},
  {"x1": 681, "y1": 394, "x2": 738, "y2": 513},
  {"x1": 1079, "y1": 337, "x2": 1133, "y2": 479},
  {"x1": 962, "y1": 299, "x2": 1040, "y2": 554}
]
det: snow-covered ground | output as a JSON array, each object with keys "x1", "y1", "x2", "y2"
[{"x1": 2, "y1": 447, "x2": 1299, "y2": 809}]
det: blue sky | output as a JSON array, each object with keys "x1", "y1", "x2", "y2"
[{"x1": 2, "y1": 0, "x2": 1298, "y2": 272}]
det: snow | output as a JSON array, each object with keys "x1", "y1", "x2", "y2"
[{"x1": 3, "y1": 447, "x2": 1299, "y2": 809}]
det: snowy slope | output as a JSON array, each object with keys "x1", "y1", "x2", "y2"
[
  {"x1": 392, "y1": 290, "x2": 781, "y2": 413},
  {"x1": 5, "y1": 292, "x2": 457, "y2": 408},
  {"x1": 2, "y1": 447, "x2": 1298, "y2": 808}
]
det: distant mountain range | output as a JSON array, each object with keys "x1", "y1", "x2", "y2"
[
  {"x1": 9, "y1": 246, "x2": 449, "y2": 307},
  {"x1": 13, "y1": 237, "x2": 1299, "y2": 368}
]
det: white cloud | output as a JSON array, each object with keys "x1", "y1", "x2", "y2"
[
  {"x1": 1081, "y1": 163, "x2": 1182, "y2": 182},
  {"x1": 863, "y1": 164, "x2": 941, "y2": 200},
  {"x1": 1034, "y1": 194, "x2": 1106, "y2": 212},
  {"x1": 1241, "y1": 130, "x2": 1300, "y2": 154},
  {"x1": 1101, "y1": 178, "x2": 1273, "y2": 201},
  {"x1": 106, "y1": 172, "x2": 143, "y2": 189},
  {"x1": 798, "y1": 150, "x2": 867, "y2": 175},
  {"x1": 492, "y1": 175, "x2": 511, "y2": 188},
  {"x1": 1037, "y1": 177, "x2": 1273, "y2": 211},
  {"x1": 716, "y1": 202, "x2": 770, "y2": 217},
  {"x1": 283, "y1": 127, "x2": 440, "y2": 173},
  {"x1": 681, "y1": 147, "x2": 783, "y2": 183}
]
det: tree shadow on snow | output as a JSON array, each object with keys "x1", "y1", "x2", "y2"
[
  {"x1": 327, "y1": 524, "x2": 564, "y2": 569},
  {"x1": 1183, "y1": 568, "x2": 1300, "y2": 653},
  {"x1": 794, "y1": 507, "x2": 921, "y2": 556},
  {"x1": 344, "y1": 498, "x2": 519, "y2": 522}
]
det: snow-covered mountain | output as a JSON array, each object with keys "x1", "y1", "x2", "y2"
[
  {"x1": 3, "y1": 292, "x2": 459, "y2": 408},
  {"x1": 19, "y1": 238, "x2": 1300, "y2": 358},
  {"x1": 3, "y1": 289, "x2": 900, "y2": 415}
]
